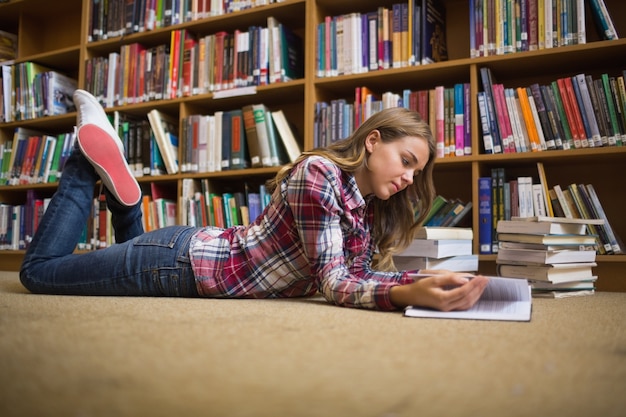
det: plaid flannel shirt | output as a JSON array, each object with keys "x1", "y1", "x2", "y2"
[{"x1": 189, "y1": 156, "x2": 413, "y2": 310}]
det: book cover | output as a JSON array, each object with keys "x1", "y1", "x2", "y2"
[
  {"x1": 404, "y1": 275, "x2": 531, "y2": 322},
  {"x1": 539, "y1": 84, "x2": 565, "y2": 150},
  {"x1": 516, "y1": 86, "x2": 541, "y2": 152},
  {"x1": 220, "y1": 110, "x2": 232, "y2": 171},
  {"x1": 241, "y1": 104, "x2": 263, "y2": 168},
  {"x1": 496, "y1": 262, "x2": 597, "y2": 284},
  {"x1": 574, "y1": 74, "x2": 602, "y2": 147},
  {"x1": 147, "y1": 109, "x2": 179, "y2": 174},
  {"x1": 454, "y1": 83, "x2": 465, "y2": 156},
  {"x1": 479, "y1": 67, "x2": 503, "y2": 153},
  {"x1": 576, "y1": 183, "x2": 615, "y2": 255},
  {"x1": 264, "y1": 107, "x2": 285, "y2": 166},
  {"x1": 44, "y1": 71, "x2": 77, "y2": 116},
  {"x1": 496, "y1": 247, "x2": 596, "y2": 265},
  {"x1": 478, "y1": 176, "x2": 492, "y2": 254},
  {"x1": 251, "y1": 104, "x2": 274, "y2": 167},
  {"x1": 588, "y1": 0, "x2": 619, "y2": 40},
  {"x1": 567, "y1": 183, "x2": 607, "y2": 254},
  {"x1": 477, "y1": 92, "x2": 495, "y2": 153},
  {"x1": 271, "y1": 110, "x2": 302, "y2": 163},
  {"x1": 229, "y1": 109, "x2": 248, "y2": 170},
  {"x1": 496, "y1": 219, "x2": 588, "y2": 235},
  {"x1": 529, "y1": 83, "x2": 556, "y2": 150},
  {"x1": 496, "y1": 233, "x2": 597, "y2": 246},
  {"x1": 525, "y1": 86, "x2": 548, "y2": 150},
  {"x1": 421, "y1": 0, "x2": 448, "y2": 64},
  {"x1": 584, "y1": 184, "x2": 623, "y2": 254}
]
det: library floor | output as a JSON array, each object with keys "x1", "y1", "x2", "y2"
[{"x1": 1, "y1": 270, "x2": 625, "y2": 417}]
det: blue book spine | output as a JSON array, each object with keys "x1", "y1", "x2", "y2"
[{"x1": 478, "y1": 176, "x2": 492, "y2": 254}]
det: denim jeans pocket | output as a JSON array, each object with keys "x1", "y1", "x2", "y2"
[{"x1": 132, "y1": 226, "x2": 194, "y2": 249}]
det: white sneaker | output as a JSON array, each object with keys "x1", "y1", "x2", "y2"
[{"x1": 73, "y1": 89, "x2": 141, "y2": 207}]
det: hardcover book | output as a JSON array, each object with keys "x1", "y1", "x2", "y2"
[
  {"x1": 400, "y1": 238, "x2": 472, "y2": 259},
  {"x1": 147, "y1": 109, "x2": 179, "y2": 174},
  {"x1": 496, "y1": 262, "x2": 597, "y2": 284}
]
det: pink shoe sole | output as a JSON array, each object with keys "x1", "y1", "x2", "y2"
[{"x1": 77, "y1": 124, "x2": 141, "y2": 206}]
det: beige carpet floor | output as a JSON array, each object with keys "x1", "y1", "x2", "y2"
[{"x1": 1, "y1": 270, "x2": 625, "y2": 417}]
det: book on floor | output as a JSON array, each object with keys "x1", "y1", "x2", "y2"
[
  {"x1": 404, "y1": 275, "x2": 531, "y2": 322},
  {"x1": 496, "y1": 233, "x2": 597, "y2": 246},
  {"x1": 496, "y1": 247, "x2": 596, "y2": 264},
  {"x1": 496, "y1": 262, "x2": 597, "y2": 284}
]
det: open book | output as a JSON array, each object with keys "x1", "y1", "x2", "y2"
[{"x1": 404, "y1": 275, "x2": 532, "y2": 322}]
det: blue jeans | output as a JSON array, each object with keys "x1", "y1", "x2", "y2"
[{"x1": 20, "y1": 148, "x2": 200, "y2": 297}]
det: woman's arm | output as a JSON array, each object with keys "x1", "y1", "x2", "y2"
[{"x1": 388, "y1": 272, "x2": 489, "y2": 311}]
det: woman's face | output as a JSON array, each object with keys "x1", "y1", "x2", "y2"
[{"x1": 356, "y1": 130, "x2": 430, "y2": 200}]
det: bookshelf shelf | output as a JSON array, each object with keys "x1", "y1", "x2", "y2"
[{"x1": 1, "y1": 0, "x2": 625, "y2": 291}]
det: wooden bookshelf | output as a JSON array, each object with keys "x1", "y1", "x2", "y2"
[{"x1": 1, "y1": 0, "x2": 625, "y2": 291}]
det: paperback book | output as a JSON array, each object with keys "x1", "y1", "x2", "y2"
[{"x1": 404, "y1": 275, "x2": 531, "y2": 322}]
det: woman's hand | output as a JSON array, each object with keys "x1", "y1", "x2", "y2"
[{"x1": 389, "y1": 271, "x2": 489, "y2": 311}]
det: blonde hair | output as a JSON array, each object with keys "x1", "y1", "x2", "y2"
[{"x1": 267, "y1": 107, "x2": 437, "y2": 271}]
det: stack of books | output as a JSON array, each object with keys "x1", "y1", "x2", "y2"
[
  {"x1": 393, "y1": 227, "x2": 477, "y2": 272},
  {"x1": 495, "y1": 216, "x2": 603, "y2": 298}
]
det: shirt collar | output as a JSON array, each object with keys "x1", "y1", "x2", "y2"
[{"x1": 343, "y1": 171, "x2": 370, "y2": 213}]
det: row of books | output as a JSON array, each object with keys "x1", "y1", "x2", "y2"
[
  {"x1": 150, "y1": 104, "x2": 301, "y2": 175},
  {"x1": 88, "y1": 0, "x2": 281, "y2": 42},
  {"x1": 180, "y1": 178, "x2": 270, "y2": 229},
  {"x1": 495, "y1": 216, "x2": 600, "y2": 298},
  {"x1": 0, "y1": 177, "x2": 273, "y2": 251},
  {"x1": 0, "y1": 190, "x2": 49, "y2": 250},
  {"x1": 421, "y1": 195, "x2": 472, "y2": 228},
  {"x1": 0, "y1": 64, "x2": 78, "y2": 123},
  {"x1": 393, "y1": 226, "x2": 478, "y2": 272},
  {"x1": 479, "y1": 67, "x2": 626, "y2": 154},
  {"x1": 479, "y1": 165, "x2": 622, "y2": 255},
  {"x1": 470, "y1": 0, "x2": 619, "y2": 58},
  {"x1": 313, "y1": 83, "x2": 472, "y2": 157},
  {"x1": 0, "y1": 130, "x2": 76, "y2": 186},
  {"x1": 0, "y1": 29, "x2": 17, "y2": 62},
  {"x1": 317, "y1": 0, "x2": 448, "y2": 78},
  {"x1": 0, "y1": 101, "x2": 301, "y2": 185},
  {"x1": 85, "y1": 16, "x2": 303, "y2": 108}
]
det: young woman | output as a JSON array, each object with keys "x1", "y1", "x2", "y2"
[{"x1": 20, "y1": 90, "x2": 488, "y2": 311}]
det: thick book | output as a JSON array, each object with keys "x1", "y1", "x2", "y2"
[
  {"x1": 496, "y1": 247, "x2": 596, "y2": 265},
  {"x1": 588, "y1": 0, "x2": 619, "y2": 40},
  {"x1": 270, "y1": 110, "x2": 302, "y2": 163},
  {"x1": 413, "y1": 227, "x2": 473, "y2": 240},
  {"x1": 147, "y1": 109, "x2": 179, "y2": 174},
  {"x1": 393, "y1": 254, "x2": 478, "y2": 273},
  {"x1": 496, "y1": 219, "x2": 589, "y2": 236},
  {"x1": 399, "y1": 238, "x2": 472, "y2": 259},
  {"x1": 496, "y1": 262, "x2": 597, "y2": 284},
  {"x1": 496, "y1": 233, "x2": 597, "y2": 246},
  {"x1": 404, "y1": 275, "x2": 531, "y2": 322},
  {"x1": 420, "y1": 0, "x2": 448, "y2": 64},
  {"x1": 530, "y1": 278, "x2": 597, "y2": 292}
]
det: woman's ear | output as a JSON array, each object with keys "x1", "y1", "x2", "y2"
[{"x1": 364, "y1": 129, "x2": 381, "y2": 153}]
